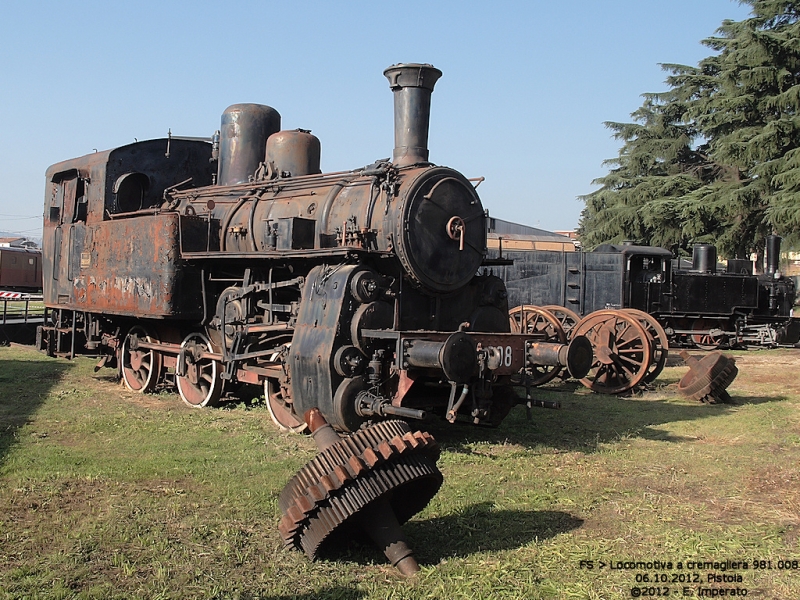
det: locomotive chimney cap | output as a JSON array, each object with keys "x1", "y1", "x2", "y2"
[{"x1": 383, "y1": 63, "x2": 442, "y2": 91}]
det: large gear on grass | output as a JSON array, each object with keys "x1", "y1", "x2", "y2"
[
  {"x1": 677, "y1": 350, "x2": 738, "y2": 404},
  {"x1": 278, "y1": 417, "x2": 442, "y2": 573}
]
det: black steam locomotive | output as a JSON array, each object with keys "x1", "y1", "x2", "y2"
[
  {"x1": 495, "y1": 236, "x2": 799, "y2": 349},
  {"x1": 36, "y1": 64, "x2": 591, "y2": 432}
]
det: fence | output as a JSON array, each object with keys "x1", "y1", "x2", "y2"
[{"x1": 1, "y1": 294, "x2": 46, "y2": 325}]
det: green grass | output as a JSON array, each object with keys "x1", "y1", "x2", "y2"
[{"x1": 1, "y1": 346, "x2": 799, "y2": 599}]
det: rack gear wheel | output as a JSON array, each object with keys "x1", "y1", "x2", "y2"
[
  {"x1": 278, "y1": 409, "x2": 443, "y2": 575},
  {"x1": 677, "y1": 351, "x2": 738, "y2": 404}
]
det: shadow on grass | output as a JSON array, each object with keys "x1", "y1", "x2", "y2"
[
  {"x1": 737, "y1": 395, "x2": 789, "y2": 405},
  {"x1": 0, "y1": 322, "x2": 40, "y2": 346},
  {"x1": 320, "y1": 502, "x2": 582, "y2": 567},
  {"x1": 420, "y1": 382, "x2": 789, "y2": 454},
  {"x1": 257, "y1": 587, "x2": 364, "y2": 600},
  {"x1": 410, "y1": 503, "x2": 583, "y2": 563},
  {"x1": 0, "y1": 357, "x2": 71, "y2": 465}
]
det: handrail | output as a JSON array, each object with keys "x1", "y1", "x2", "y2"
[{"x1": 0, "y1": 295, "x2": 45, "y2": 325}]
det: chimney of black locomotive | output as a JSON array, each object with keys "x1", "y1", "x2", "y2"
[
  {"x1": 765, "y1": 234, "x2": 782, "y2": 275},
  {"x1": 384, "y1": 63, "x2": 443, "y2": 167},
  {"x1": 692, "y1": 243, "x2": 717, "y2": 274},
  {"x1": 217, "y1": 103, "x2": 281, "y2": 186}
]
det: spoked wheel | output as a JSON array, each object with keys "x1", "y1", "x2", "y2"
[
  {"x1": 509, "y1": 305, "x2": 567, "y2": 385},
  {"x1": 691, "y1": 319, "x2": 726, "y2": 350},
  {"x1": 121, "y1": 325, "x2": 162, "y2": 393},
  {"x1": 176, "y1": 332, "x2": 223, "y2": 407},
  {"x1": 622, "y1": 309, "x2": 669, "y2": 384},
  {"x1": 540, "y1": 305, "x2": 582, "y2": 340},
  {"x1": 573, "y1": 310, "x2": 652, "y2": 394},
  {"x1": 265, "y1": 379, "x2": 307, "y2": 433}
]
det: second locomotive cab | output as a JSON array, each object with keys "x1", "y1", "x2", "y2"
[{"x1": 37, "y1": 63, "x2": 592, "y2": 432}]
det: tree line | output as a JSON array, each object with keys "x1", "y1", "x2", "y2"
[{"x1": 578, "y1": 0, "x2": 800, "y2": 261}]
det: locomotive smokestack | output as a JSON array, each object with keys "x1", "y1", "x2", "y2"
[
  {"x1": 692, "y1": 243, "x2": 717, "y2": 274},
  {"x1": 765, "y1": 235, "x2": 782, "y2": 275},
  {"x1": 384, "y1": 63, "x2": 442, "y2": 167}
]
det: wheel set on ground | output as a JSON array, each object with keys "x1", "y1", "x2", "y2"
[
  {"x1": 572, "y1": 309, "x2": 667, "y2": 395},
  {"x1": 509, "y1": 305, "x2": 669, "y2": 395},
  {"x1": 540, "y1": 305, "x2": 581, "y2": 339},
  {"x1": 508, "y1": 305, "x2": 569, "y2": 385}
]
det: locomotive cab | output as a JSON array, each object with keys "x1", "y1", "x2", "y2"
[
  {"x1": 590, "y1": 244, "x2": 673, "y2": 314},
  {"x1": 40, "y1": 139, "x2": 214, "y2": 353}
]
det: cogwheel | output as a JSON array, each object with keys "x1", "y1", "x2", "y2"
[
  {"x1": 291, "y1": 454, "x2": 442, "y2": 560},
  {"x1": 278, "y1": 419, "x2": 439, "y2": 516},
  {"x1": 677, "y1": 351, "x2": 738, "y2": 404},
  {"x1": 278, "y1": 410, "x2": 443, "y2": 575}
]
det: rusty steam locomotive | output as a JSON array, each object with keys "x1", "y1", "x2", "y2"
[{"x1": 37, "y1": 64, "x2": 591, "y2": 432}]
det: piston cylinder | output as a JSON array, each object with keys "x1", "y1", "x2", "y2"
[
  {"x1": 404, "y1": 332, "x2": 477, "y2": 383},
  {"x1": 217, "y1": 104, "x2": 281, "y2": 186},
  {"x1": 527, "y1": 336, "x2": 593, "y2": 379}
]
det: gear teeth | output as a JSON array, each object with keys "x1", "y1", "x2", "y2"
[
  {"x1": 702, "y1": 361, "x2": 738, "y2": 403},
  {"x1": 319, "y1": 474, "x2": 337, "y2": 493},
  {"x1": 678, "y1": 351, "x2": 738, "y2": 403},
  {"x1": 296, "y1": 495, "x2": 313, "y2": 513},
  {"x1": 363, "y1": 447, "x2": 380, "y2": 467},
  {"x1": 349, "y1": 455, "x2": 366, "y2": 476},
  {"x1": 295, "y1": 455, "x2": 441, "y2": 559},
  {"x1": 307, "y1": 484, "x2": 325, "y2": 502},
  {"x1": 378, "y1": 440, "x2": 393, "y2": 459},
  {"x1": 278, "y1": 419, "x2": 443, "y2": 559},
  {"x1": 279, "y1": 420, "x2": 439, "y2": 513},
  {"x1": 334, "y1": 464, "x2": 351, "y2": 483}
]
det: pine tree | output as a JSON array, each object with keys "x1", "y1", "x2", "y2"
[
  {"x1": 580, "y1": 1, "x2": 800, "y2": 256},
  {"x1": 578, "y1": 89, "x2": 714, "y2": 252}
]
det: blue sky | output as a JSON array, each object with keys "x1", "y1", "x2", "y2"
[{"x1": 0, "y1": 0, "x2": 752, "y2": 237}]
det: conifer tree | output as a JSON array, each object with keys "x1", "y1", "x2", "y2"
[{"x1": 580, "y1": 1, "x2": 800, "y2": 257}]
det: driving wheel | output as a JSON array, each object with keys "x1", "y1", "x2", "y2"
[
  {"x1": 176, "y1": 332, "x2": 223, "y2": 407},
  {"x1": 120, "y1": 325, "x2": 162, "y2": 393},
  {"x1": 691, "y1": 319, "x2": 726, "y2": 350},
  {"x1": 265, "y1": 379, "x2": 307, "y2": 433}
]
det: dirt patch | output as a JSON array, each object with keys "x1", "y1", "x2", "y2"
[
  {"x1": 4, "y1": 477, "x2": 200, "y2": 530},
  {"x1": 729, "y1": 349, "x2": 800, "y2": 366}
]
